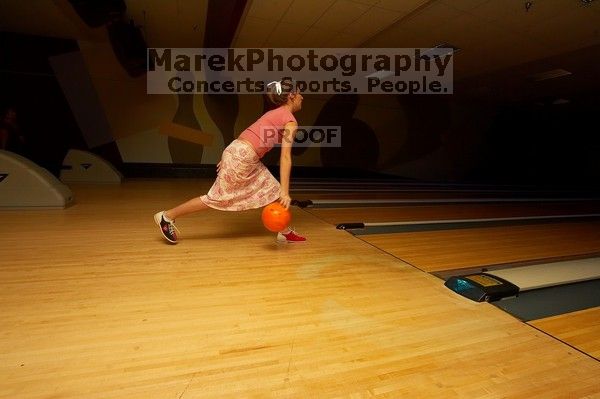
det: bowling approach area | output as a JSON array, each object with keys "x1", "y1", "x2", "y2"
[{"x1": 2, "y1": 177, "x2": 600, "y2": 398}]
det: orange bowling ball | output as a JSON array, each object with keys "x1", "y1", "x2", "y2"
[{"x1": 261, "y1": 202, "x2": 291, "y2": 232}]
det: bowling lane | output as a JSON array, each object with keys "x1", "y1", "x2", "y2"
[
  {"x1": 528, "y1": 307, "x2": 600, "y2": 360},
  {"x1": 292, "y1": 190, "x2": 600, "y2": 201},
  {"x1": 306, "y1": 202, "x2": 600, "y2": 225},
  {"x1": 356, "y1": 221, "x2": 600, "y2": 273},
  {"x1": 291, "y1": 179, "x2": 598, "y2": 195}
]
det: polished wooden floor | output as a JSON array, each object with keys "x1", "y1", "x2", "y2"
[
  {"x1": 308, "y1": 202, "x2": 600, "y2": 224},
  {"x1": 358, "y1": 221, "x2": 600, "y2": 272},
  {"x1": 530, "y1": 307, "x2": 600, "y2": 360},
  {"x1": 1, "y1": 180, "x2": 599, "y2": 398}
]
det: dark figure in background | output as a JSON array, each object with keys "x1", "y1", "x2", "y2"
[{"x1": 0, "y1": 106, "x2": 26, "y2": 154}]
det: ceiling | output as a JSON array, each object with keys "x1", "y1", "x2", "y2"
[
  {"x1": 236, "y1": 0, "x2": 600, "y2": 79},
  {"x1": 0, "y1": 0, "x2": 599, "y2": 82}
]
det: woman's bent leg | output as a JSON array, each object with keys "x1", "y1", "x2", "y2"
[{"x1": 165, "y1": 196, "x2": 209, "y2": 220}]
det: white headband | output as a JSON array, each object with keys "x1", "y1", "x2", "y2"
[{"x1": 267, "y1": 80, "x2": 282, "y2": 95}]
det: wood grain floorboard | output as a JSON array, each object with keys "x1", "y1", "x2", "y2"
[{"x1": 1, "y1": 180, "x2": 599, "y2": 398}]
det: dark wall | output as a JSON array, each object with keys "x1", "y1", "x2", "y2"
[
  {"x1": 472, "y1": 93, "x2": 600, "y2": 186},
  {"x1": 0, "y1": 31, "x2": 84, "y2": 176},
  {"x1": 1, "y1": 31, "x2": 597, "y2": 188}
]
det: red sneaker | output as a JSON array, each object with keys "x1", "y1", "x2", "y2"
[{"x1": 277, "y1": 228, "x2": 307, "y2": 243}]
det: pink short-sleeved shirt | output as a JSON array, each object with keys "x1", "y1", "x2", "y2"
[{"x1": 238, "y1": 106, "x2": 297, "y2": 158}]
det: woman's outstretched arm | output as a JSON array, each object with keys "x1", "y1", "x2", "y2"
[{"x1": 279, "y1": 121, "x2": 297, "y2": 209}]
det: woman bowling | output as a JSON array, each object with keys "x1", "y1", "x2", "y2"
[{"x1": 154, "y1": 78, "x2": 306, "y2": 244}]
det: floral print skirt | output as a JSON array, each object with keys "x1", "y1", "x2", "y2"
[{"x1": 200, "y1": 139, "x2": 280, "y2": 211}]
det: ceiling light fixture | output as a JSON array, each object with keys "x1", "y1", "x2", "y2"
[
  {"x1": 365, "y1": 70, "x2": 394, "y2": 79},
  {"x1": 420, "y1": 43, "x2": 461, "y2": 60},
  {"x1": 530, "y1": 68, "x2": 572, "y2": 81},
  {"x1": 525, "y1": 1, "x2": 533, "y2": 12}
]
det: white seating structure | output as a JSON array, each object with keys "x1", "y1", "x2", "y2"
[
  {"x1": 60, "y1": 149, "x2": 123, "y2": 184},
  {"x1": 0, "y1": 149, "x2": 73, "y2": 208}
]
